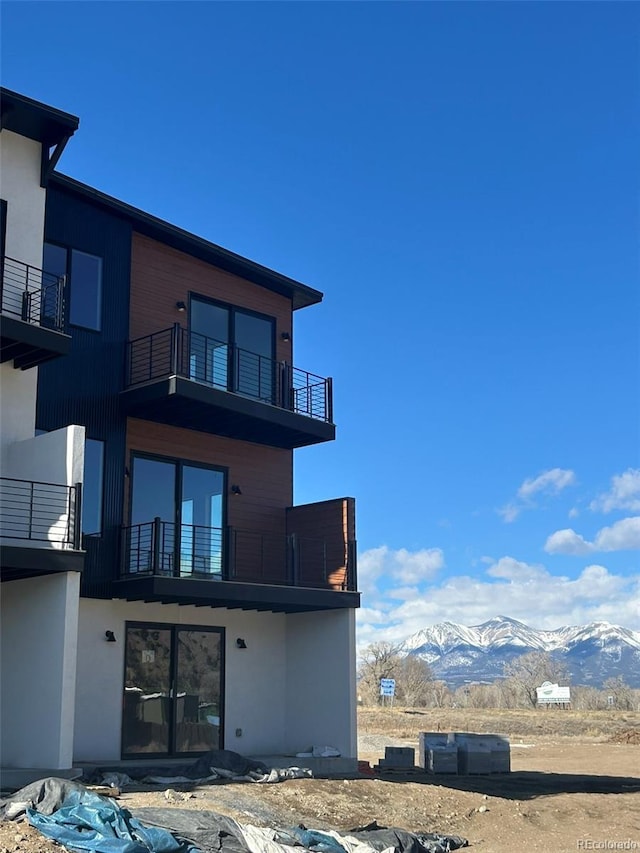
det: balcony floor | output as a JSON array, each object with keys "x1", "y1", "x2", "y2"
[
  {"x1": 113, "y1": 574, "x2": 360, "y2": 613},
  {"x1": 1, "y1": 314, "x2": 71, "y2": 369},
  {"x1": 0, "y1": 543, "x2": 84, "y2": 581},
  {"x1": 120, "y1": 376, "x2": 335, "y2": 448}
]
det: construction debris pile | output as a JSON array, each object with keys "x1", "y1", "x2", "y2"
[{"x1": 0, "y1": 777, "x2": 468, "y2": 853}]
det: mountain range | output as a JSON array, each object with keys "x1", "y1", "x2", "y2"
[{"x1": 403, "y1": 616, "x2": 640, "y2": 688}]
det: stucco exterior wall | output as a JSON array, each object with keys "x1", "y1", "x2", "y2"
[
  {"x1": 74, "y1": 600, "x2": 289, "y2": 761},
  {"x1": 0, "y1": 572, "x2": 80, "y2": 769},
  {"x1": 0, "y1": 129, "x2": 46, "y2": 267},
  {"x1": 285, "y1": 608, "x2": 357, "y2": 758}
]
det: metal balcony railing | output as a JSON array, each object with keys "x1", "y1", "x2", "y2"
[
  {"x1": 125, "y1": 324, "x2": 333, "y2": 423},
  {"x1": 0, "y1": 477, "x2": 82, "y2": 548},
  {"x1": 1, "y1": 256, "x2": 67, "y2": 332},
  {"x1": 121, "y1": 519, "x2": 355, "y2": 591}
]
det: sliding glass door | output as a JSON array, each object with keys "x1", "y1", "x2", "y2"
[
  {"x1": 129, "y1": 456, "x2": 225, "y2": 577},
  {"x1": 122, "y1": 623, "x2": 224, "y2": 757}
]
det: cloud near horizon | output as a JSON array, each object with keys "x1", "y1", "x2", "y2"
[
  {"x1": 356, "y1": 547, "x2": 640, "y2": 648},
  {"x1": 499, "y1": 468, "x2": 576, "y2": 522},
  {"x1": 544, "y1": 516, "x2": 640, "y2": 555}
]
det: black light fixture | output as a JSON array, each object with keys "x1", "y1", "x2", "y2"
[
  {"x1": 231, "y1": 484, "x2": 242, "y2": 496},
  {"x1": 236, "y1": 638, "x2": 247, "y2": 649},
  {"x1": 176, "y1": 300, "x2": 187, "y2": 312},
  {"x1": 105, "y1": 630, "x2": 116, "y2": 643},
  {"x1": 280, "y1": 331, "x2": 291, "y2": 341}
]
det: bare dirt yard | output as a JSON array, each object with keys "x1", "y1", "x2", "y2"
[{"x1": 2, "y1": 707, "x2": 639, "y2": 853}]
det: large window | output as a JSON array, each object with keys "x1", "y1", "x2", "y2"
[
  {"x1": 129, "y1": 455, "x2": 225, "y2": 577},
  {"x1": 43, "y1": 242, "x2": 102, "y2": 331},
  {"x1": 189, "y1": 296, "x2": 275, "y2": 403}
]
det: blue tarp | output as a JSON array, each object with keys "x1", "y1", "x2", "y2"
[{"x1": 26, "y1": 788, "x2": 197, "y2": 853}]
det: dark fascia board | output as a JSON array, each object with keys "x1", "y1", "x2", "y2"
[
  {"x1": 0, "y1": 87, "x2": 79, "y2": 147},
  {"x1": 49, "y1": 173, "x2": 324, "y2": 311}
]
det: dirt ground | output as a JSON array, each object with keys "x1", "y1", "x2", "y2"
[{"x1": 2, "y1": 707, "x2": 639, "y2": 853}]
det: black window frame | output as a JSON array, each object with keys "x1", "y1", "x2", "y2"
[
  {"x1": 82, "y1": 437, "x2": 105, "y2": 537},
  {"x1": 42, "y1": 240, "x2": 103, "y2": 332}
]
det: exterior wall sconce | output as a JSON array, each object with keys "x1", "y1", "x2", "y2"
[
  {"x1": 231, "y1": 484, "x2": 242, "y2": 495},
  {"x1": 236, "y1": 638, "x2": 247, "y2": 649},
  {"x1": 105, "y1": 630, "x2": 116, "y2": 642},
  {"x1": 280, "y1": 331, "x2": 291, "y2": 341},
  {"x1": 175, "y1": 301, "x2": 187, "y2": 312}
]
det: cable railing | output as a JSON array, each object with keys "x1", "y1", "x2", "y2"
[
  {"x1": 125, "y1": 324, "x2": 333, "y2": 423},
  {"x1": 0, "y1": 477, "x2": 82, "y2": 548},
  {"x1": 1, "y1": 256, "x2": 67, "y2": 332},
  {"x1": 121, "y1": 519, "x2": 355, "y2": 590}
]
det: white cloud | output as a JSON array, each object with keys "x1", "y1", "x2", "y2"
[
  {"x1": 518, "y1": 468, "x2": 576, "y2": 500},
  {"x1": 594, "y1": 516, "x2": 640, "y2": 551},
  {"x1": 544, "y1": 528, "x2": 593, "y2": 555},
  {"x1": 499, "y1": 468, "x2": 576, "y2": 522},
  {"x1": 355, "y1": 550, "x2": 640, "y2": 646},
  {"x1": 359, "y1": 545, "x2": 444, "y2": 592},
  {"x1": 545, "y1": 516, "x2": 640, "y2": 555},
  {"x1": 590, "y1": 469, "x2": 640, "y2": 514},
  {"x1": 568, "y1": 507, "x2": 580, "y2": 519}
]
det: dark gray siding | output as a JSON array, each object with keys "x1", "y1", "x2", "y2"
[{"x1": 38, "y1": 186, "x2": 132, "y2": 597}]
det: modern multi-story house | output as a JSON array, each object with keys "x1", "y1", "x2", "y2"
[{"x1": 1, "y1": 87, "x2": 359, "y2": 776}]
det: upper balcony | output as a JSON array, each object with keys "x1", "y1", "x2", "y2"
[
  {"x1": 0, "y1": 256, "x2": 71, "y2": 369},
  {"x1": 0, "y1": 476, "x2": 84, "y2": 580},
  {"x1": 119, "y1": 324, "x2": 335, "y2": 449}
]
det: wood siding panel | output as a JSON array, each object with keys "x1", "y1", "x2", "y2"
[
  {"x1": 130, "y1": 232, "x2": 293, "y2": 364},
  {"x1": 126, "y1": 418, "x2": 292, "y2": 531},
  {"x1": 287, "y1": 498, "x2": 356, "y2": 590}
]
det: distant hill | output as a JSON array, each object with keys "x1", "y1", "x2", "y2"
[{"x1": 403, "y1": 616, "x2": 640, "y2": 688}]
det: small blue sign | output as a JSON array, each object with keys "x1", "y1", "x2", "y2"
[{"x1": 380, "y1": 678, "x2": 396, "y2": 697}]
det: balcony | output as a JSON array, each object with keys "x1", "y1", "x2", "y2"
[
  {"x1": 0, "y1": 256, "x2": 71, "y2": 368},
  {"x1": 111, "y1": 498, "x2": 358, "y2": 613},
  {"x1": 120, "y1": 324, "x2": 335, "y2": 448},
  {"x1": 0, "y1": 477, "x2": 84, "y2": 580}
]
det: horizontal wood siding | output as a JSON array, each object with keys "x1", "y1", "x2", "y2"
[
  {"x1": 286, "y1": 498, "x2": 356, "y2": 590},
  {"x1": 130, "y1": 232, "x2": 293, "y2": 364},
  {"x1": 126, "y1": 418, "x2": 293, "y2": 582}
]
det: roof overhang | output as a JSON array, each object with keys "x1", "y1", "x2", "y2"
[
  {"x1": 0, "y1": 88, "x2": 79, "y2": 187},
  {"x1": 49, "y1": 173, "x2": 324, "y2": 310}
]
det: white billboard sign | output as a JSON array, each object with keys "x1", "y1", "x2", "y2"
[{"x1": 536, "y1": 681, "x2": 571, "y2": 704}]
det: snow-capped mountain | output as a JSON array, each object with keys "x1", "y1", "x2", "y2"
[{"x1": 403, "y1": 616, "x2": 640, "y2": 688}]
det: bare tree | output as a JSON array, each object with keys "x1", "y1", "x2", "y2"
[
  {"x1": 396, "y1": 656, "x2": 434, "y2": 706},
  {"x1": 502, "y1": 652, "x2": 569, "y2": 708},
  {"x1": 603, "y1": 677, "x2": 634, "y2": 711}
]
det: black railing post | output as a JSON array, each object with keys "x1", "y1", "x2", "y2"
[
  {"x1": 290, "y1": 533, "x2": 299, "y2": 586},
  {"x1": 347, "y1": 539, "x2": 358, "y2": 592},
  {"x1": 21, "y1": 290, "x2": 30, "y2": 322},
  {"x1": 152, "y1": 516, "x2": 162, "y2": 575},
  {"x1": 171, "y1": 323, "x2": 181, "y2": 376},
  {"x1": 326, "y1": 377, "x2": 333, "y2": 423},
  {"x1": 73, "y1": 482, "x2": 83, "y2": 550},
  {"x1": 27, "y1": 480, "x2": 35, "y2": 540},
  {"x1": 281, "y1": 362, "x2": 292, "y2": 411},
  {"x1": 226, "y1": 526, "x2": 235, "y2": 580}
]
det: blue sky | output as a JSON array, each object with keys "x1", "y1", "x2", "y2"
[{"x1": 3, "y1": 2, "x2": 638, "y2": 638}]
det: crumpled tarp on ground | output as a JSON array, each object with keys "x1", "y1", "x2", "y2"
[
  {"x1": 95, "y1": 750, "x2": 313, "y2": 787},
  {"x1": 0, "y1": 779, "x2": 196, "y2": 853},
  {"x1": 1, "y1": 778, "x2": 468, "y2": 853}
]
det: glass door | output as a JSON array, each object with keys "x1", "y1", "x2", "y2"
[
  {"x1": 189, "y1": 298, "x2": 229, "y2": 388},
  {"x1": 122, "y1": 626, "x2": 172, "y2": 755},
  {"x1": 122, "y1": 624, "x2": 224, "y2": 757},
  {"x1": 129, "y1": 457, "x2": 176, "y2": 574},
  {"x1": 234, "y1": 311, "x2": 275, "y2": 403},
  {"x1": 180, "y1": 464, "x2": 224, "y2": 576}
]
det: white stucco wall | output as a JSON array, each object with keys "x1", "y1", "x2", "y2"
[
  {"x1": 284, "y1": 608, "x2": 357, "y2": 759},
  {"x1": 0, "y1": 572, "x2": 80, "y2": 769},
  {"x1": 74, "y1": 600, "x2": 357, "y2": 762},
  {"x1": 74, "y1": 600, "x2": 288, "y2": 761},
  {"x1": 0, "y1": 364, "x2": 38, "y2": 448},
  {"x1": 0, "y1": 130, "x2": 46, "y2": 268}
]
